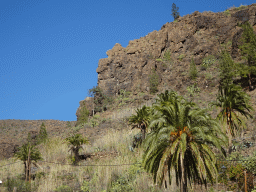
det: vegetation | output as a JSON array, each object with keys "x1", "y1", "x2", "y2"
[
  {"x1": 186, "y1": 83, "x2": 200, "y2": 97},
  {"x1": 149, "y1": 68, "x2": 159, "y2": 94},
  {"x1": 76, "y1": 105, "x2": 90, "y2": 127},
  {"x1": 88, "y1": 86, "x2": 114, "y2": 114},
  {"x1": 189, "y1": 58, "x2": 198, "y2": 80},
  {"x1": 128, "y1": 105, "x2": 152, "y2": 140},
  {"x1": 236, "y1": 21, "x2": 256, "y2": 90},
  {"x1": 171, "y1": 3, "x2": 180, "y2": 21},
  {"x1": 14, "y1": 133, "x2": 43, "y2": 182},
  {"x1": 218, "y1": 48, "x2": 238, "y2": 87},
  {"x1": 65, "y1": 134, "x2": 90, "y2": 165},
  {"x1": 143, "y1": 90, "x2": 227, "y2": 192},
  {"x1": 37, "y1": 122, "x2": 48, "y2": 145},
  {"x1": 201, "y1": 55, "x2": 216, "y2": 70},
  {"x1": 210, "y1": 84, "x2": 253, "y2": 153},
  {"x1": 163, "y1": 49, "x2": 171, "y2": 61},
  {"x1": 3, "y1": 4, "x2": 256, "y2": 191}
]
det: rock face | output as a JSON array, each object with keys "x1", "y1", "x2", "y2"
[{"x1": 77, "y1": 4, "x2": 256, "y2": 119}]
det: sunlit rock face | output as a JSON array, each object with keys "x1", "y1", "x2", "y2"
[{"x1": 76, "y1": 4, "x2": 256, "y2": 119}]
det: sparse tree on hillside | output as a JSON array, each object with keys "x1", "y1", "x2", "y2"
[
  {"x1": 189, "y1": 58, "x2": 198, "y2": 80},
  {"x1": 218, "y1": 47, "x2": 239, "y2": 87},
  {"x1": 237, "y1": 21, "x2": 256, "y2": 90},
  {"x1": 37, "y1": 122, "x2": 48, "y2": 144},
  {"x1": 14, "y1": 133, "x2": 43, "y2": 182},
  {"x1": 77, "y1": 105, "x2": 90, "y2": 127},
  {"x1": 128, "y1": 105, "x2": 152, "y2": 140},
  {"x1": 210, "y1": 83, "x2": 253, "y2": 154},
  {"x1": 171, "y1": 3, "x2": 180, "y2": 21},
  {"x1": 88, "y1": 86, "x2": 113, "y2": 113},
  {"x1": 66, "y1": 134, "x2": 90, "y2": 165},
  {"x1": 143, "y1": 90, "x2": 227, "y2": 192}
]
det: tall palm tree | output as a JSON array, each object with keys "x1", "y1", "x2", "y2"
[
  {"x1": 65, "y1": 134, "x2": 90, "y2": 165},
  {"x1": 128, "y1": 105, "x2": 152, "y2": 140},
  {"x1": 210, "y1": 84, "x2": 253, "y2": 153},
  {"x1": 14, "y1": 140, "x2": 43, "y2": 182},
  {"x1": 142, "y1": 90, "x2": 227, "y2": 192}
]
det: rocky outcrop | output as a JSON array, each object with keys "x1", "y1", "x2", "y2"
[
  {"x1": 76, "y1": 97, "x2": 94, "y2": 118},
  {"x1": 77, "y1": 4, "x2": 256, "y2": 120}
]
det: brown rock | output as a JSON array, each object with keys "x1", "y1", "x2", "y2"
[{"x1": 76, "y1": 4, "x2": 256, "y2": 121}]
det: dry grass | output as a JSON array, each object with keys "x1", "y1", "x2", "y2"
[{"x1": 0, "y1": 121, "x2": 162, "y2": 192}]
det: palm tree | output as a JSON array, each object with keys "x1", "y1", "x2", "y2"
[
  {"x1": 14, "y1": 140, "x2": 43, "y2": 182},
  {"x1": 210, "y1": 84, "x2": 253, "y2": 153},
  {"x1": 128, "y1": 105, "x2": 152, "y2": 140},
  {"x1": 65, "y1": 134, "x2": 90, "y2": 165},
  {"x1": 142, "y1": 90, "x2": 227, "y2": 192}
]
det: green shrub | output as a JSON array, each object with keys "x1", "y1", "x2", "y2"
[
  {"x1": 54, "y1": 185, "x2": 72, "y2": 192},
  {"x1": 37, "y1": 122, "x2": 48, "y2": 144},
  {"x1": 163, "y1": 50, "x2": 171, "y2": 61},
  {"x1": 201, "y1": 55, "x2": 216, "y2": 70},
  {"x1": 187, "y1": 83, "x2": 200, "y2": 97},
  {"x1": 189, "y1": 58, "x2": 198, "y2": 80},
  {"x1": 223, "y1": 10, "x2": 231, "y2": 16},
  {"x1": 4, "y1": 177, "x2": 37, "y2": 192},
  {"x1": 178, "y1": 54, "x2": 185, "y2": 61},
  {"x1": 66, "y1": 121, "x2": 72, "y2": 128},
  {"x1": 149, "y1": 68, "x2": 159, "y2": 94},
  {"x1": 77, "y1": 106, "x2": 90, "y2": 126},
  {"x1": 88, "y1": 86, "x2": 114, "y2": 113},
  {"x1": 234, "y1": 5, "x2": 247, "y2": 11}
]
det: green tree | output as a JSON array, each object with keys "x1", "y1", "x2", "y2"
[
  {"x1": 171, "y1": 3, "x2": 180, "y2": 21},
  {"x1": 14, "y1": 134, "x2": 43, "y2": 182},
  {"x1": 65, "y1": 134, "x2": 90, "y2": 165},
  {"x1": 237, "y1": 21, "x2": 256, "y2": 90},
  {"x1": 88, "y1": 86, "x2": 113, "y2": 113},
  {"x1": 37, "y1": 122, "x2": 48, "y2": 144},
  {"x1": 149, "y1": 68, "x2": 159, "y2": 94},
  {"x1": 210, "y1": 84, "x2": 253, "y2": 153},
  {"x1": 77, "y1": 106, "x2": 90, "y2": 127},
  {"x1": 128, "y1": 105, "x2": 152, "y2": 140},
  {"x1": 218, "y1": 48, "x2": 239, "y2": 87},
  {"x1": 189, "y1": 58, "x2": 198, "y2": 80},
  {"x1": 142, "y1": 90, "x2": 227, "y2": 192}
]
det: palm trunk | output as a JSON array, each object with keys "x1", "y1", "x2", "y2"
[
  {"x1": 170, "y1": 166, "x2": 178, "y2": 191},
  {"x1": 141, "y1": 128, "x2": 146, "y2": 140},
  {"x1": 248, "y1": 73, "x2": 253, "y2": 90},
  {"x1": 248, "y1": 56, "x2": 254, "y2": 91},
  {"x1": 28, "y1": 147, "x2": 31, "y2": 182},
  {"x1": 180, "y1": 153, "x2": 187, "y2": 192},
  {"x1": 227, "y1": 110, "x2": 233, "y2": 154},
  {"x1": 24, "y1": 161, "x2": 27, "y2": 182},
  {"x1": 73, "y1": 148, "x2": 80, "y2": 165}
]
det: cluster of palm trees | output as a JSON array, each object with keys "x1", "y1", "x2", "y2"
[
  {"x1": 128, "y1": 85, "x2": 253, "y2": 191},
  {"x1": 13, "y1": 122, "x2": 90, "y2": 182}
]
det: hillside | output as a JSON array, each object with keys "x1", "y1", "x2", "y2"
[
  {"x1": 1, "y1": 3, "x2": 256, "y2": 192},
  {"x1": 76, "y1": 3, "x2": 256, "y2": 123}
]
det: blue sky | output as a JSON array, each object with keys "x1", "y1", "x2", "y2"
[{"x1": 0, "y1": 0, "x2": 253, "y2": 121}]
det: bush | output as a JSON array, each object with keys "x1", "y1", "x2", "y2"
[
  {"x1": 77, "y1": 105, "x2": 90, "y2": 126},
  {"x1": 4, "y1": 177, "x2": 37, "y2": 192},
  {"x1": 54, "y1": 185, "x2": 72, "y2": 192},
  {"x1": 178, "y1": 54, "x2": 185, "y2": 61},
  {"x1": 88, "y1": 86, "x2": 114, "y2": 113},
  {"x1": 163, "y1": 50, "x2": 171, "y2": 61},
  {"x1": 37, "y1": 122, "x2": 48, "y2": 144},
  {"x1": 149, "y1": 68, "x2": 159, "y2": 94},
  {"x1": 187, "y1": 83, "x2": 200, "y2": 97},
  {"x1": 201, "y1": 55, "x2": 216, "y2": 70},
  {"x1": 189, "y1": 58, "x2": 198, "y2": 80}
]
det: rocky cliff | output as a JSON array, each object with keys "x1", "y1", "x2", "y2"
[{"x1": 77, "y1": 4, "x2": 256, "y2": 120}]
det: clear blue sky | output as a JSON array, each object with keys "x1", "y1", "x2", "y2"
[{"x1": 0, "y1": 0, "x2": 253, "y2": 121}]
